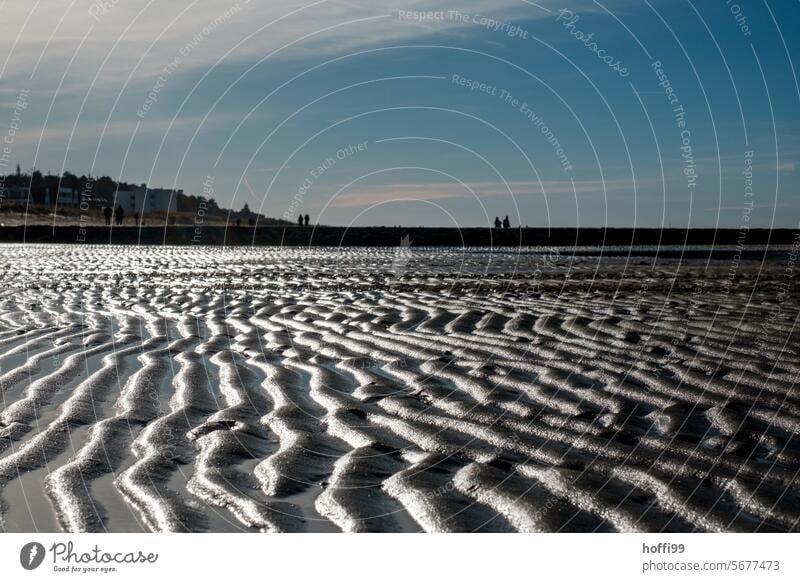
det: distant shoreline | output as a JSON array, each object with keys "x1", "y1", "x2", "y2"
[{"x1": 0, "y1": 225, "x2": 798, "y2": 251}]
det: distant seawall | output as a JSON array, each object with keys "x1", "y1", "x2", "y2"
[{"x1": 0, "y1": 225, "x2": 798, "y2": 249}]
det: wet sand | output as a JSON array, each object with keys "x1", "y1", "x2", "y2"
[{"x1": 0, "y1": 244, "x2": 798, "y2": 532}]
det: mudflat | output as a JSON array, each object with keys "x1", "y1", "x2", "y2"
[{"x1": 0, "y1": 244, "x2": 798, "y2": 532}]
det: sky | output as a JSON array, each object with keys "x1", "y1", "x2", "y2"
[{"x1": 0, "y1": 0, "x2": 798, "y2": 228}]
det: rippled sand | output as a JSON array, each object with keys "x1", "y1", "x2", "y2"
[{"x1": 0, "y1": 244, "x2": 798, "y2": 532}]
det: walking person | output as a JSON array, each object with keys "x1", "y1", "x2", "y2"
[
  {"x1": 114, "y1": 205, "x2": 124, "y2": 225},
  {"x1": 503, "y1": 215, "x2": 510, "y2": 229},
  {"x1": 304, "y1": 213, "x2": 310, "y2": 226},
  {"x1": 494, "y1": 216, "x2": 501, "y2": 229},
  {"x1": 103, "y1": 206, "x2": 112, "y2": 226},
  {"x1": 298, "y1": 214, "x2": 304, "y2": 226}
]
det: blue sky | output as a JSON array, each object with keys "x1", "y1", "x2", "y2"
[{"x1": 1, "y1": 0, "x2": 798, "y2": 228}]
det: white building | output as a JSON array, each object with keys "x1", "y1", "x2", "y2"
[
  {"x1": 47, "y1": 186, "x2": 81, "y2": 207},
  {"x1": 0, "y1": 185, "x2": 30, "y2": 203},
  {"x1": 115, "y1": 185, "x2": 178, "y2": 214},
  {"x1": 2, "y1": 185, "x2": 81, "y2": 206}
]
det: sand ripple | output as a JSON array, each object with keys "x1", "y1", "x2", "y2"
[{"x1": 0, "y1": 244, "x2": 798, "y2": 532}]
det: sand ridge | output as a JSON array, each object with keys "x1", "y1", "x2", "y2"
[{"x1": 0, "y1": 244, "x2": 798, "y2": 532}]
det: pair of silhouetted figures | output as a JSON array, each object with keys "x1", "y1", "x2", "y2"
[
  {"x1": 494, "y1": 216, "x2": 511, "y2": 229},
  {"x1": 103, "y1": 205, "x2": 125, "y2": 226},
  {"x1": 298, "y1": 214, "x2": 310, "y2": 226}
]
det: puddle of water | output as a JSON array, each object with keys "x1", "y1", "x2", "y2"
[
  {"x1": 281, "y1": 486, "x2": 340, "y2": 533},
  {"x1": 2, "y1": 425, "x2": 90, "y2": 532},
  {"x1": 166, "y1": 461, "x2": 258, "y2": 533},
  {"x1": 0, "y1": 337, "x2": 58, "y2": 373},
  {"x1": 90, "y1": 423, "x2": 148, "y2": 533},
  {"x1": 0, "y1": 338, "x2": 87, "y2": 415}
]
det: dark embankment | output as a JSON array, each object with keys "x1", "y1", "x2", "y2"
[
  {"x1": 0, "y1": 225, "x2": 798, "y2": 250},
  {"x1": 2, "y1": 245, "x2": 800, "y2": 532}
]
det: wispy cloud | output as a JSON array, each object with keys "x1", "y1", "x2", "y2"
[
  {"x1": 712, "y1": 201, "x2": 800, "y2": 212},
  {"x1": 0, "y1": 0, "x2": 561, "y2": 90},
  {"x1": 0, "y1": 113, "x2": 240, "y2": 145},
  {"x1": 331, "y1": 178, "x2": 636, "y2": 208}
]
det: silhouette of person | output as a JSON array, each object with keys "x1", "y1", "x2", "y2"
[
  {"x1": 248, "y1": 217, "x2": 255, "y2": 227},
  {"x1": 503, "y1": 215, "x2": 510, "y2": 229},
  {"x1": 298, "y1": 214, "x2": 304, "y2": 226},
  {"x1": 103, "y1": 206, "x2": 112, "y2": 226},
  {"x1": 236, "y1": 218, "x2": 241, "y2": 227},
  {"x1": 134, "y1": 212, "x2": 139, "y2": 226},
  {"x1": 494, "y1": 216, "x2": 501, "y2": 229},
  {"x1": 114, "y1": 205, "x2": 124, "y2": 225},
  {"x1": 304, "y1": 214, "x2": 310, "y2": 226}
]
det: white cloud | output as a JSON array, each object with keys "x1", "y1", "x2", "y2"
[
  {"x1": 0, "y1": 113, "x2": 242, "y2": 145},
  {"x1": 0, "y1": 0, "x2": 561, "y2": 91},
  {"x1": 331, "y1": 178, "x2": 636, "y2": 208}
]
